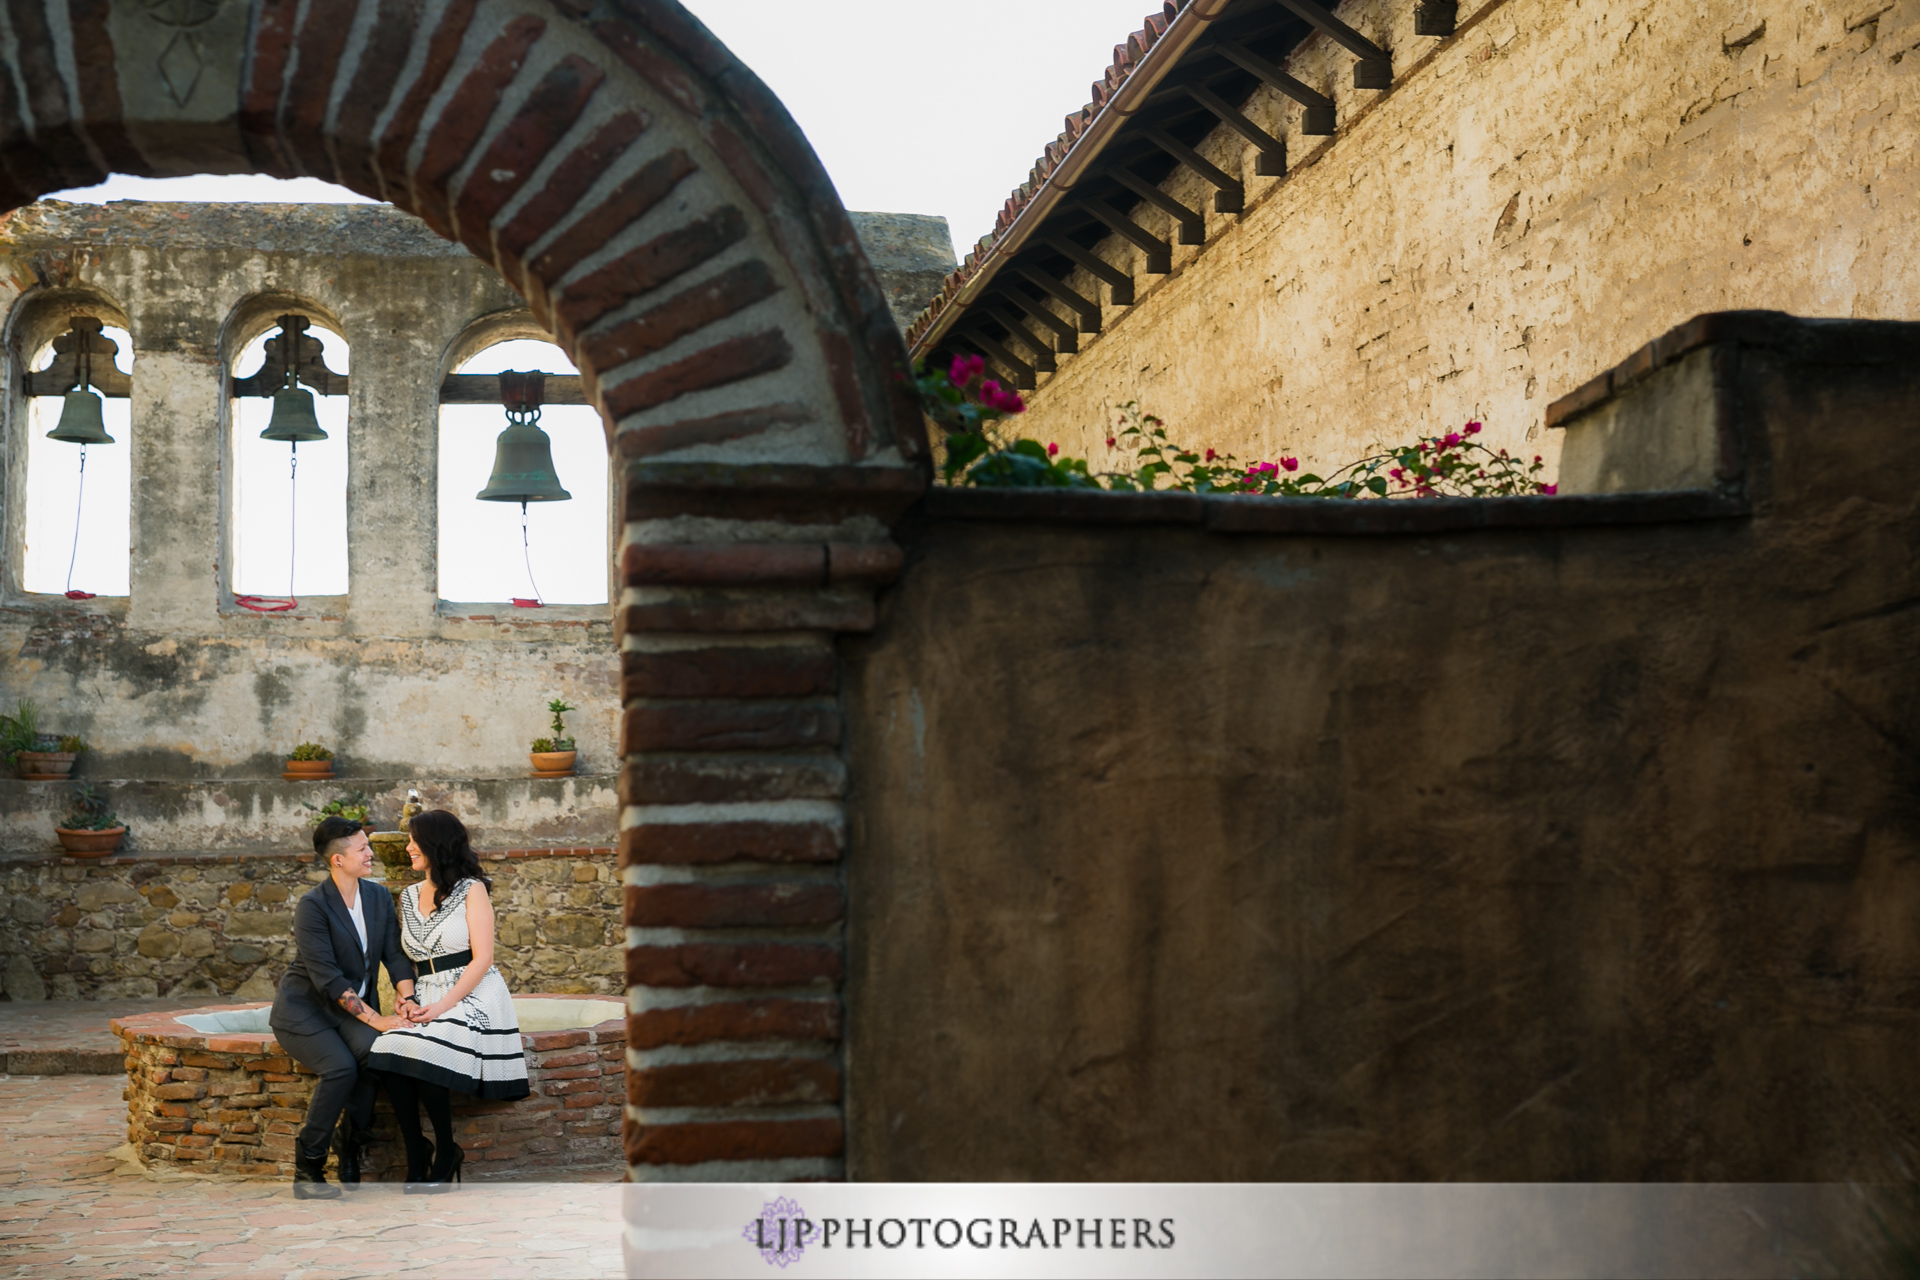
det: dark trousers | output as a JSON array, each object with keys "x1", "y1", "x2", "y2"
[{"x1": 275, "y1": 1018, "x2": 379, "y2": 1165}]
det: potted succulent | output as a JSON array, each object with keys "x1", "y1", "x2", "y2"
[
  {"x1": 20, "y1": 734, "x2": 86, "y2": 781},
  {"x1": 302, "y1": 790, "x2": 372, "y2": 832},
  {"x1": 4, "y1": 701, "x2": 86, "y2": 780},
  {"x1": 530, "y1": 699, "x2": 577, "y2": 777},
  {"x1": 284, "y1": 742, "x2": 335, "y2": 781},
  {"x1": 55, "y1": 781, "x2": 126, "y2": 857}
]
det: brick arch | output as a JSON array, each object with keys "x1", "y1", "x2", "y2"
[
  {"x1": 0, "y1": 0, "x2": 925, "y2": 468},
  {"x1": 1, "y1": 0, "x2": 928, "y2": 1182}
]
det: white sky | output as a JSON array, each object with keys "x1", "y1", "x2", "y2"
[{"x1": 37, "y1": 0, "x2": 1158, "y2": 599}]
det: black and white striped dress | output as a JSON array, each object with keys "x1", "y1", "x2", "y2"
[{"x1": 366, "y1": 878, "x2": 530, "y2": 1100}]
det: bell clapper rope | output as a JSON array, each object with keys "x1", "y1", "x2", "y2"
[
  {"x1": 514, "y1": 499, "x2": 545, "y2": 608},
  {"x1": 63, "y1": 443, "x2": 90, "y2": 599}
]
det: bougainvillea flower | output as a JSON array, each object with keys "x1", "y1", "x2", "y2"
[
  {"x1": 1204, "y1": 448, "x2": 1216, "y2": 461},
  {"x1": 1539, "y1": 483, "x2": 1558, "y2": 495},
  {"x1": 1389, "y1": 467, "x2": 1404, "y2": 480},
  {"x1": 1047, "y1": 442, "x2": 1059, "y2": 457},
  {"x1": 1464, "y1": 421, "x2": 1482, "y2": 435},
  {"x1": 949, "y1": 353, "x2": 985, "y2": 386},
  {"x1": 1106, "y1": 437, "x2": 1117, "y2": 448},
  {"x1": 1443, "y1": 432, "x2": 1462, "y2": 446},
  {"x1": 1281, "y1": 457, "x2": 1300, "y2": 472}
]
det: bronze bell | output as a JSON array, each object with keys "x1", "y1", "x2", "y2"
[
  {"x1": 476, "y1": 421, "x2": 571, "y2": 503},
  {"x1": 261, "y1": 385, "x2": 327, "y2": 443},
  {"x1": 47, "y1": 389, "x2": 114, "y2": 445}
]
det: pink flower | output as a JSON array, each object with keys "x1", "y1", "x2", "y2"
[
  {"x1": 1389, "y1": 467, "x2": 1404, "y2": 480},
  {"x1": 1106, "y1": 436, "x2": 1116, "y2": 448},
  {"x1": 1464, "y1": 421, "x2": 1482, "y2": 435},
  {"x1": 1047, "y1": 442, "x2": 1059, "y2": 457},
  {"x1": 1443, "y1": 432, "x2": 1462, "y2": 447},
  {"x1": 977, "y1": 381, "x2": 1026, "y2": 414},
  {"x1": 1538, "y1": 483, "x2": 1558, "y2": 495},
  {"x1": 1533, "y1": 455, "x2": 1543, "y2": 464},
  {"x1": 1281, "y1": 457, "x2": 1299, "y2": 472},
  {"x1": 949, "y1": 353, "x2": 985, "y2": 386},
  {"x1": 1417, "y1": 441, "x2": 1428, "y2": 452},
  {"x1": 1204, "y1": 448, "x2": 1216, "y2": 461}
]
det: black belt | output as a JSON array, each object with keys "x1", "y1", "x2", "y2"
[{"x1": 415, "y1": 949, "x2": 473, "y2": 976}]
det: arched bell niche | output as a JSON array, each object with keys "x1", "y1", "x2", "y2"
[
  {"x1": 220, "y1": 295, "x2": 352, "y2": 608},
  {"x1": 3, "y1": 288, "x2": 137, "y2": 599},
  {"x1": 436, "y1": 311, "x2": 611, "y2": 609}
]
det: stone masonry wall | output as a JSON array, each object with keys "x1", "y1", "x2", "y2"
[
  {"x1": 1007, "y1": 0, "x2": 1920, "y2": 478},
  {"x1": 0, "y1": 847, "x2": 618, "y2": 1002},
  {"x1": 116, "y1": 1001, "x2": 625, "y2": 1180}
]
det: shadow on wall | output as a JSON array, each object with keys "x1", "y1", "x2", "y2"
[{"x1": 843, "y1": 313, "x2": 1920, "y2": 1183}]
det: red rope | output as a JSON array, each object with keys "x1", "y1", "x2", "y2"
[
  {"x1": 234, "y1": 595, "x2": 298, "y2": 612},
  {"x1": 511, "y1": 598, "x2": 544, "y2": 608}
]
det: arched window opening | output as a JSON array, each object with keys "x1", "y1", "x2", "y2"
[
  {"x1": 438, "y1": 339, "x2": 609, "y2": 606},
  {"x1": 229, "y1": 316, "x2": 350, "y2": 604},
  {"x1": 21, "y1": 318, "x2": 133, "y2": 597}
]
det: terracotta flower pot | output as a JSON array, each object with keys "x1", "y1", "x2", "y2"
[
  {"x1": 283, "y1": 759, "x2": 335, "y2": 782},
  {"x1": 530, "y1": 750, "x2": 577, "y2": 778},
  {"x1": 16, "y1": 751, "x2": 78, "y2": 781},
  {"x1": 55, "y1": 825, "x2": 125, "y2": 857}
]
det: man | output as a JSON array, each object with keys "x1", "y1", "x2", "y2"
[{"x1": 269, "y1": 815, "x2": 421, "y2": 1198}]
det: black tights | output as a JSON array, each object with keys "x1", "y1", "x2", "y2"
[{"x1": 384, "y1": 1073, "x2": 452, "y2": 1154}]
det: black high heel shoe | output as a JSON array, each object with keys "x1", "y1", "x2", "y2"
[
  {"x1": 418, "y1": 1142, "x2": 464, "y2": 1192},
  {"x1": 400, "y1": 1136, "x2": 436, "y2": 1193}
]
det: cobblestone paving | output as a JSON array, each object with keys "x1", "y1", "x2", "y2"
[{"x1": 0, "y1": 1075, "x2": 623, "y2": 1278}]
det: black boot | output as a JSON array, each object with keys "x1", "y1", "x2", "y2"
[
  {"x1": 333, "y1": 1125, "x2": 370, "y2": 1187},
  {"x1": 292, "y1": 1154, "x2": 340, "y2": 1200}
]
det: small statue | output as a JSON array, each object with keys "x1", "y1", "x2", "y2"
[{"x1": 397, "y1": 788, "x2": 423, "y2": 832}]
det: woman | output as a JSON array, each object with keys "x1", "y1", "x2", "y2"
[{"x1": 367, "y1": 809, "x2": 529, "y2": 1188}]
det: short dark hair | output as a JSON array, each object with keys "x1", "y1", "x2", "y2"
[{"x1": 313, "y1": 816, "x2": 363, "y2": 867}]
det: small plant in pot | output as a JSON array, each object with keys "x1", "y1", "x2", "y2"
[
  {"x1": 530, "y1": 699, "x2": 577, "y2": 777},
  {"x1": 5, "y1": 700, "x2": 85, "y2": 780},
  {"x1": 302, "y1": 790, "x2": 372, "y2": 832},
  {"x1": 55, "y1": 781, "x2": 126, "y2": 857},
  {"x1": 284, "y1": 742, "x2": 335, "y2": 781}
]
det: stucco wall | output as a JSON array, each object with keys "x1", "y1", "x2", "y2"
[
  {"x1": 1005, "y1": 0, "x2": 1920, "y2": 476},
  {"x1": 841, "y1": 315, "x2": 1920, "y2": 1181}
]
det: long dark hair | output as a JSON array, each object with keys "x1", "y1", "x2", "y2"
[{"x1": 409, "y1": 809, "x2": 491, "y2": 898}]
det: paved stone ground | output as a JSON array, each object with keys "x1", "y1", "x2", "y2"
[
  {"x1": 0, "y1": 1074, "x2": 623, "y2": 1278},
  {"x1": 0, "y1": 1000, "x2": 220, "y2": 1074}
]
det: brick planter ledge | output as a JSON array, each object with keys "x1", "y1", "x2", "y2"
[{"x1": 113, "y1": 997, "x2": 625, "y2": 1181}]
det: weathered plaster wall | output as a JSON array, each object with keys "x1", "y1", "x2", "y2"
[
  {"x1": 1008, "y1": 0, "x2": 1920, "y2": 475},
  {"x1": 842, "y1": 315, "x2": 1920, "y2": 1181},
  {"x1": 0, "y1": 846, "x2": 619, "y2": 1002},
  {"x1": 846, "y1": 213, "x2": 955, "y2": 334}
]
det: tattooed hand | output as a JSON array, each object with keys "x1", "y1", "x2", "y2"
[{"x1": 337, "y1": 990, "x2": 368, "y2": 1017}]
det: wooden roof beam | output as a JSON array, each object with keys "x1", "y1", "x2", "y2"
[
  {"x1": 978, "y1": 305, "x2": 1060, "y2": 371},
  {"x1": 1186, "y1": 84, "x2": 1286, "y2": 176},
  {"x1": 1109, "y1": 167, "x2": 1205, "y2": 245},
  {"x1": 1015, "y1": 268, "x2": 1103, "y2": 334},
  {"x1": 1272, "y1": 0, "x2": 1391, "y2": 89},
  {"x1": 960, "y1": 328, "x2": 1038, "y2": 390},
  {"x1": 996, "y1": 289, "x2": 1080, "y2": 353},
  {"x1": 1144, "y1": 127, "x2": 1244, "y2": 214},
  {"x1": 1042, "y1": 236, "x2": 1137, "y2": 306},
  {"x1": 1079, "y1": 198, "x2": 1173, "y2": 274},
  {"x1": 1415, "y1": 2, "x2": 1458, "y2": 36},
  {"x1": 1215, "y1": 39, "x2": 1337, "y2": 134}
]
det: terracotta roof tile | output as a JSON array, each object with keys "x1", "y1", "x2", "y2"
[{"x1": 905, "y1": 1, "x2": 1186, "y2": 350}]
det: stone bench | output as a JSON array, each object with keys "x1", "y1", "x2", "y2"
[{"x1": 113, "y1": 996, "x2": 624, "y2": 1181}]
